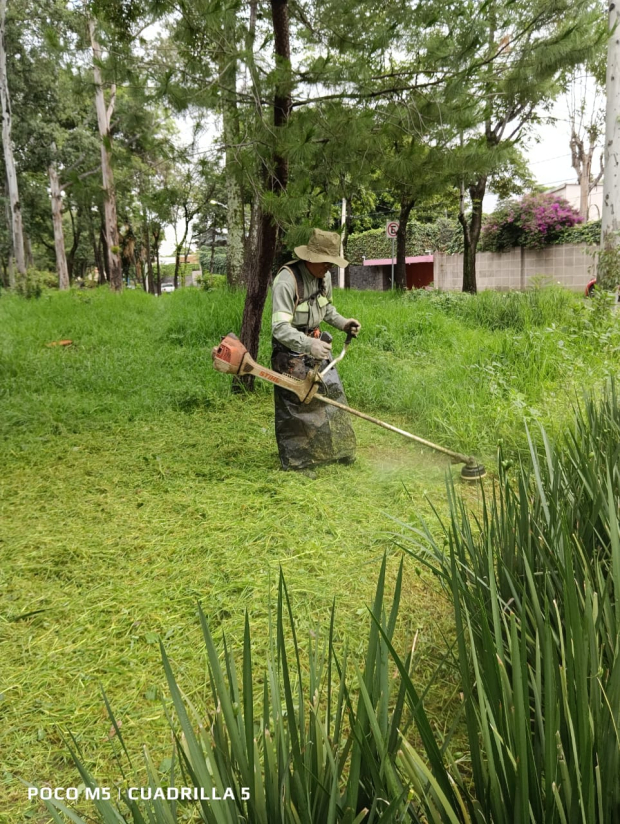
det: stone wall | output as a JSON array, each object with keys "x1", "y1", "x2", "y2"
[
  {"x1": 435, "y1": 244, "x2": 595, "y2": 292},
  {"x1": 347, "y1": 264, "x2": 390, "y2": 291}
]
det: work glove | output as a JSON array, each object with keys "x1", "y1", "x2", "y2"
[
  {"x1": 343, "y1": 318, "x2": 362, "y2": 336},
  {"x1": 309, "y1": 338, "x2": 332, "y2": 360}
]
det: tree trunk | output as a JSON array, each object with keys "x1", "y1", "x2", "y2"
[
  {"x1": 24, "y1": 231, "x2": 34, "y2": 268},
  {"x1": 394, "y1": 198, "x2": 415, "y2": 289},
  {"x1": 143, "y1": 210, "x2": 155, "y2": 294},
  {"x1": 599, "y1": 1, "x2": 620, "y2": 287},
  {"x1": 89, "y1": 19, "x2": 122, "y2": 292},
  {"x1": 0, "y1": 0, "x2": 26, "y2": 277},
  {"x1": 219, "y1": 39, "x2": 245, "y2": 288},
  {"x1": 209, "y1": 228, "x2": 216, "y2": 273},
  {"x1": 153, "y1": 226, "x2": 161, "y2": 295},
  {"x1": 459, "y1": 177, "x2": 486, "y2": 294},
  {"x1": 89, "y1": 210, "x2": 104, "y2": 284},
  {"x1": 174, "y1": 245, "x2": 182, "y2": 289},
  {"x1": 344, "y1": 197, "x2": 353, "y2": 288},
  {"x1": 100, "y1": 219, "x2": 110, "y2": 283},
  {"x1": 571, "y1": 128, "x2": 594, "y2": 220},
  {"x1": 238, "y1": 0, "x2": 291, "y2": 388},
  {"x1": 48, "y1": 145, "x2": 70, "y2": 290},
  {"x1": 337, "y1": 196, "x2": 346, "y2": 288},
  {"x1": 174, "y1": 211, "x2": 189, "y2": 290},
  {"x1": 602, "y1": 0, "x2": 620, "y2": 253},
  {"x1": 578, "y1": 142, "x2": 592, "y2": 220},
  {"x1": 66, "y1": 202, "x2": 81, "y2": 281},
  {"x1": 242, "y1": 197, "x2": 261, "y2": 283},
  {"x1": 238, "y1": 208, "x2": 279, "y2": 388}
]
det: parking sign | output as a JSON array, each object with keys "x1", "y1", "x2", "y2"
[{"x1": 386, "y1": 220, "x2": 399, "y2": 238}]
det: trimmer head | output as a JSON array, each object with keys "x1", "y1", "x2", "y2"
[{"x1": 460, "y1": 460, "x2": 487, "y2": 481}]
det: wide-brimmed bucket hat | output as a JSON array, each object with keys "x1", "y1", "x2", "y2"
[{"x1": 294, "y1": 228, "x2": 348, "y2": 268}]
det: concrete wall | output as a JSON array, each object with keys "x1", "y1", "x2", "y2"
[{"x1": 434, "y1": 244, "x2": 595, "y2": 292}]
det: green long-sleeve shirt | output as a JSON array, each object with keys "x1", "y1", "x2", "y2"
[{"x1": 271, "y1": 261, "x2": 347, "y2": 355}]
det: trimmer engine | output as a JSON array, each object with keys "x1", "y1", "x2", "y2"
[
  {"x1": 212, "y1": 333, "x2": 251, "y2": 375},
  {"x1": 212, "y1": 333, "x2": 320, "y2": 403}
]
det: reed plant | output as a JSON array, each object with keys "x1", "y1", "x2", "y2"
[{"x1": 397, "y1": 379, "x2": 620, "y2": 822}]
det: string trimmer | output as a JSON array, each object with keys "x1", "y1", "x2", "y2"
[{"x1": 212, "y1": 333, "x2": 486, "y2": 480}]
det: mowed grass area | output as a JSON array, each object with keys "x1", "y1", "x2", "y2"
[{"x1": 1, "y1": 285, "x2": 618, "y2": 820}]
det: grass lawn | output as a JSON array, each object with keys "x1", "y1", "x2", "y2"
[{"x1": 1, "y1": 284, "x2": 618, "y2": 821}]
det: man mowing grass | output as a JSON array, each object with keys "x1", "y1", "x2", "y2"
[{"x1": 270, "y1": 228, "x2": 361, "y2": 478}]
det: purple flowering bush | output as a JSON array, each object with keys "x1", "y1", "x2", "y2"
[{"x1": 482, "y1": 192, "x2": 583, "y2": 251}]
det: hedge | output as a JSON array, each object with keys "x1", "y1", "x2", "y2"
[
  {"x1": 346, "y1": 218, "x2": 461, "y2": 264},
  {"x1": 553, "y1": 219, "x2": 601, "y2": 246},
  {"x1": 346, "y1": 218, "x2": 602, "y2": 264},
  {"x1": 158, "y1": 263, "x2": 196, "y2": 281}
]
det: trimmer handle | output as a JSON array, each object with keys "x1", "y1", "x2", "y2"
[{"x1": 318, "y1": 328, "x2": 356, "y2": 379}]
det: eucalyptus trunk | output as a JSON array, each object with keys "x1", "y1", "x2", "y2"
[
  {"x1": 153, "y1": 226, "x2": 162, "y2": 295},
  {"x1": 48, "y1": 144, "x2": 69, "y2": 290},
  {"x1": 66, "y1": 202, "x2": 81, "y2": 281},
  {"x1": 601, "y1": 0, "x2": 620, "y2": 288},
  {"x1": 0, "y1": 0, "x2": 25, "y2": 277},
  {"x1": 571, "y1": 129, "x2": 596, "y2": 220},
  {"x1": 99, "y1": 220, "x2": 110, "y2": 283},
  {"x1": 89, "y1": 19, "x2": 122, "y2": 292}
]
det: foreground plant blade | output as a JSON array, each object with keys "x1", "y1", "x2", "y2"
[{"x1": 398, "y1": 379, "x2": 620, "y2": 823}]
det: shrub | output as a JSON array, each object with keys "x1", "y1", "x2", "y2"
[
  {"x1": 198, "y1": 247, "x2": 227, "y2": 275},
  {"x1": 482, "y1": 192, "x2": 583, "y2": 251},
  {"x1": 37, "y1": 560, "x2": 465, "y2": 823},
  {"x1": 14, "y1": 269, "x2": 57, "y2": 298},
  {"x1": 197, "y1": 272, "x2": 226, "y2": 291}
]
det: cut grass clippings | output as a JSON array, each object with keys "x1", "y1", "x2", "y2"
[
  {"x1": 1, "y1": 408, "x2": 462, "y2": 821},
  {"x1": 1, "y1": 284, "x2": 619, "y2": 821}
]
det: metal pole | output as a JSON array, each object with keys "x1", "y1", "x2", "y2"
[
  {"x1": 315, "y1": 394, "x2": 475, "y2": 465},
  {"x1": 391, "y1": 235, "x2": 395, "y2": 289},
  {"x1": 339, "y1": 197, "x2": 346, "y2": 288}
]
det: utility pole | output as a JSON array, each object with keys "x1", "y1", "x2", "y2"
[
  {"x1": 338, "y1": 197, "x2": 346, "y2": 288},
  {"x1": 601, "y1": 0, "x2": 620, "y2": 281}
]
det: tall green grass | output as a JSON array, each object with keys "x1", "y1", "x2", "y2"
[{"x1": 2, "y1": 284, "x2": 617, "y2": 458}]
